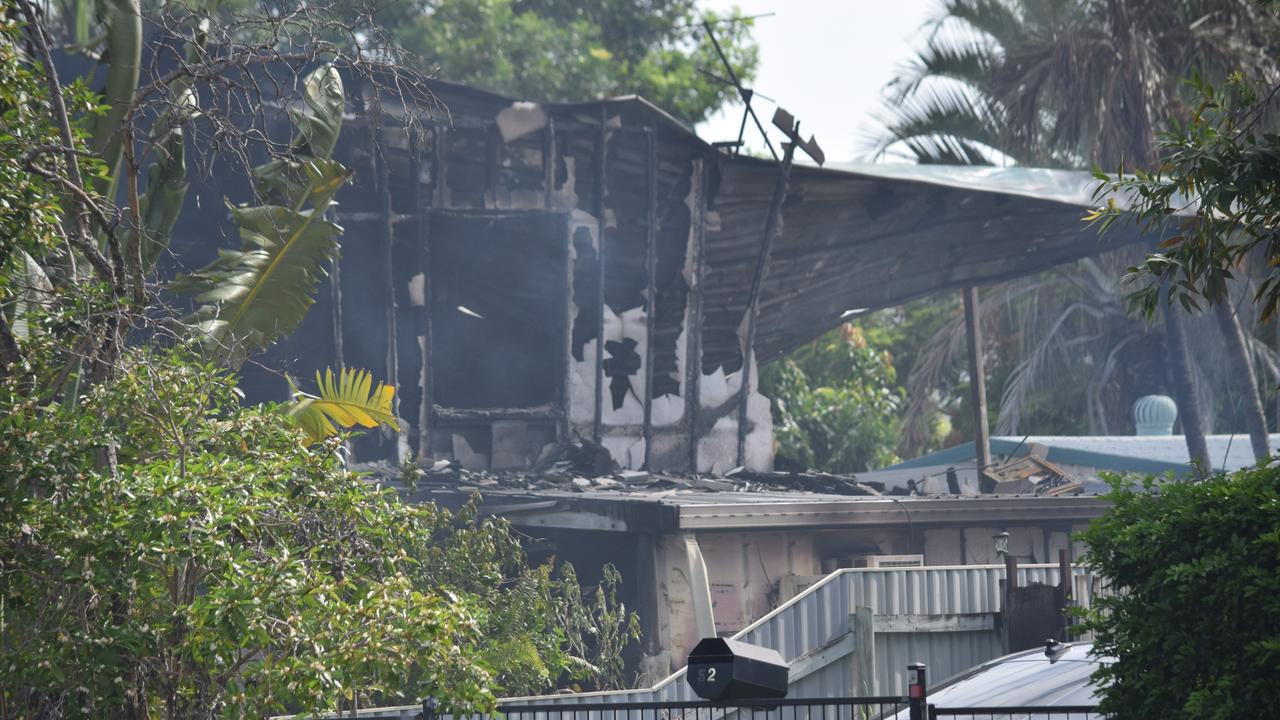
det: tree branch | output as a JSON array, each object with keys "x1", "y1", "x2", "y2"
[
  {"x1": 23, "y1": 162, "x2": 118, "y2": 285},
  {"x1": 16, "y1": 0, "x2": 100, "y2": 258},
  {"x1": 0, "y1": 311, "x2": 21, "y2": 376}
]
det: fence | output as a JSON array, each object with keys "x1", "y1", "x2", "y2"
[
  {"x1": 928, "y1": 707, "x2": 1100, "y2": 719},
  {"x1": 384, "y1": 662, "x2": 1105, "y2": 720},
  {"x1": 489, "y1": 698, "x2": 913, "y2": 720}
]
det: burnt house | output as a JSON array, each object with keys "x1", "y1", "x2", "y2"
[{"x1": 179, "y1": 76, "x2": 1152, "y2": 473}]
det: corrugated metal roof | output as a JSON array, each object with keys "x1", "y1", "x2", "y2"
[
  {"x1": 457, "y1": 487, "x2": 1110, "y2": 531},
  {"x1": 701, "y1": 157, "x2": 1156, "y2": 370},
  {"x1": 891, "y1": 434, "x2": 1280, "y2": 476}
]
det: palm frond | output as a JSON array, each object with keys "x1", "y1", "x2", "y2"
[
  {"x1": 887, "y1": 36, "x2": 995, "y2": 102},
  {"x1": 288, "y1": 367, "x2": 399, "y2": 444},
  {"x1": 873, "y1": 81, "x2": 1003, "y2": 164},
  {"x1": 938, "y1": 0, "x2": 1026, "y2": 49}
]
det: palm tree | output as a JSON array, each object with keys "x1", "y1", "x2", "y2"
[
  {"x1": 880, "y1": 0, "x2": 1280, "y2": 169},
  {"x1": 879, "y1": 0, "x2": 1280, "y2": 463}
]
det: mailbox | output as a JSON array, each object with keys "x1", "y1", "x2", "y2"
[{"x1": 686, "y1": 637, "x2": 788, "y2": 701}]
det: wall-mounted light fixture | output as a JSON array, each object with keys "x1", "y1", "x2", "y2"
[{"x1": 993, "y1": 530, "x2": 1010, "y2": 561}]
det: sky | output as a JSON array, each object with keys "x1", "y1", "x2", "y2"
[{"x1": 696, "y1": 0, "x2": 940, "y2": 164}]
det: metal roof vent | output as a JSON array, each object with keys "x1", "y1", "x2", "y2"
[{"x1": 1133, "y1": 394, "x2": 1177, "y2": 435}]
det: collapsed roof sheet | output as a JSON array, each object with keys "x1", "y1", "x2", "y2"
[
  {"x1": 356, "y1": 76, "x2": 1163, "y2": 366},
  {"x1": 704, "y1": 157, "x2": 1155, "y2": 366}
]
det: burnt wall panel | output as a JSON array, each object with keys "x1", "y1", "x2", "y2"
[{"x1": 427, "y1": 211, "x2": 568, "y2": 409}]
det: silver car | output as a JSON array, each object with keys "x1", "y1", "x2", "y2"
[{"x1": 875, "y1": 642, "x2": 1110, "y2": 719}]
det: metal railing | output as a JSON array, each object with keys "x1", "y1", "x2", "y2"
[
  {"x1": 390, "y1": 661, "x2": 1105, "y2": 720},
  {"x1": 490, "y1": 698, "x2": 914, "y2": 720},
  {"x1": 928, "y1": 708, "x2": 1101, "y2": 719}
]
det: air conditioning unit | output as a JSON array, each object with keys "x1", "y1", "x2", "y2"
[{"x1": 853, "y1": 554, "x2": 925, "y2": 568}]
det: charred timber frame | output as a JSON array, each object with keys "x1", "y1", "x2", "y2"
[
  {"x1": 736, "y1": 140, "x2": 797, "y2": 466},
  {"x1": 559, "y1": 209, "x2": 574, "y2": 443},
  {"x1": 368, "y1": 97, "x2": 405, "y2": 464},
  {"x1": 329, "y1": 208, "x2": 345, "y2": 372},
  {"x1": 685, "y1": 160, "x2": 709, "y2": 472},
  {"x1": 963, "y1": 286, "x2": 991, "y2": 472},
  {"x1": 642, "y1": 127, "x2": 658, "y2": 469},
  {"x1": 411, "y1": 129, "x2": 433, "y2": 459},
  {"x1": 593, "y1": 106, "x2": 608, "y2": 442},
  {"x1": 542, "y1": 118, "x2": 556, "y2": 211}
]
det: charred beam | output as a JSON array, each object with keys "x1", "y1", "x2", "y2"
[
  {"x1": 411, "y1": 129, "x2": 433, "y2": 460},
  {"x1": 432, "y1": 404, "x2": 565, "y2": 421},
  {"x1": 333, "y1": 211, "x2": 416, "y2": 224},
  {"x1": 736, "y1": 140, "x2": 797, "y2": 467},
  {"x1": 371, "y1": 108, "x2": 404, "y2": 464},
  {"x1": 642, "y1": 126, "x2": 658, "y2": 469},
  {"x1": 593, "y1": 106, "x2": 608, "y2": 442},
  {"x1": 686, "y1": 160, "x2": 709, "y2": 471},
  {"x1": 329, "y1": 210, "x2": 345, "y2": 372},
  {"x1": 964, "y1": 286, "x2": 991, "y2": 472},
  {"x1": 560, "y1": 211, "x2": 573, "y2": 444},
  {"x1": 543, "y1": 118, "x2": 556, "y2": 209}
]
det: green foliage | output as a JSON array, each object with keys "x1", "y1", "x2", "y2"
[
  {"x1": 761, "y1": 324, "x2": 903, "y2": 473},
  {"x1": 173, "y1": 65, "x2": 350, "y2": 367},
  {"x1": 0, "y1": 348, "x2": 639, "y2": 717},
  {"x1": 1079, "y1": 466, "x2": 1280, "y2": 719},
  {"x1": 392, "y1": 0, "x2": 757, "y2": 126},
  {"x1": 0, "y1": 348, "x2": 493, "y2": 718},
  {"x1": 1091, "y1": 76, "x2": 1280, "y2": 321},
  {"x1": 0, "y1": 16, "x2": 64, "y2": 271}
]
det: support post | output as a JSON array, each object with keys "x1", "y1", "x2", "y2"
[
  {"x1": 409, "y1": 129, "x2": 433, "y2": 460},
  {"x1": 642, "y1": 127, "x2": 658, "y2": 469},
  {"x1": 963, "y1": 286, "x2": 991, "y2": 472},
  {"x1": 736, "y1": 140, "x2": 797, "y2": 467},
  {"x1": 685, "y1": 161, "x2": 708, "y2": 472},
  {"x1": 370, "y1": 99, "x2": 404, "y2": 464},
  {"x1": 851, "y1": 607, "x2": 876, "y2": 696},
  {"x1": 329, "y1": 228, "x2": 344, "y2": 372},
  {"x1": 907, "y1": 662, "x2": 927, "y2": 720},
  {"x1": 1002, "y1": 555, "x2": 1020, "y2": 654},
  {"x1": 542, "y1": 117, "x2": 556, "y2": 210},
  {"x1": 1057, "y1": 548, "x2": 1073, "y2": 642},
  {"x1": 593, "y1": 106, "x2": 608, "y2": 442},
  {"x1": 560, "y1": 212, "x2": 573, "y2": 445}
]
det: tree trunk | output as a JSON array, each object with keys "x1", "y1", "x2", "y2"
[
  {"x1": 1164, "y1": 284, "x2": 1211, "y2": 472},
  {"x1": 1213, "y1": 300, "x2": 1270, "y2": 461}
]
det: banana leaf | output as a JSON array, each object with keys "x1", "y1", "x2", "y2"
[
  {"x1": 287, "y1": 367, "x2": 399, "y2": 444},
  {"x1": 174, "y1": 64, "x2": 348, "y2": 367}
]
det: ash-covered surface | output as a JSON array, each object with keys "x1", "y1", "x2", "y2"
[
  {"x1": 352, "y1": 437, "x2": 1105, "y2": 501},
  {"x1": 354, "y1": 438, "x2": 885, "y2": 497}
]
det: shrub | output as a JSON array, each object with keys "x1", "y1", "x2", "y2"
[{"x1": 1080, "y1": 466, "x2": 1280, "y2": 720}]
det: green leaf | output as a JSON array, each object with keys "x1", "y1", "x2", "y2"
[{"x1": 173, "y1": 65, "x2": 350, "y2": 366}]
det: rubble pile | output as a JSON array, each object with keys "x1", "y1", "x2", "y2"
[
  {"x1": 357, "y1": 439, "x2": 1091, "y2": 498},
  {"x1": 358, "y1": 438, "x2": 885, "y2": 497}
]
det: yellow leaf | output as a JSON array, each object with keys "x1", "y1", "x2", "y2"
[
  {"x1": 285, "y1": 367, "x2": 398, "y2": 444},
  {"x1": 588, "y1": 47, "x2": 613, "y2": 60}
]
